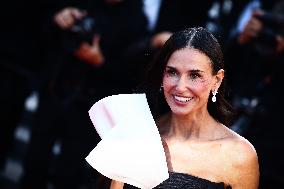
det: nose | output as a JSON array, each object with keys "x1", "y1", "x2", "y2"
[{"x1": 175, "y1": 76, "x2": 188, "y2": 92}]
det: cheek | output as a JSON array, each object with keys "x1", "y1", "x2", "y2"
[
  {"x1": 189, "y1": 81, "x2": 212, "y2": 98},
  {"x1": 162, "y1": 79, "x2": 173, "y2": 101},
  {"x1": 162, "y1": 77, "x2": 212, "y2": 96},
  {"x1": 192, "y1": 81, "x2": 210, "y2": 91},
  {"x1": 162, "y1": 77, "x2": 171, "y2": 90}
]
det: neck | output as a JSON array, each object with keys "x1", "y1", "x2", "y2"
[{"x1": 165, "y1": 110, "x2": 218, "y2": 141}]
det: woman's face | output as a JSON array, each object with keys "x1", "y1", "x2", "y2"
[{"x1": 162, "y1": 48, "x2": 219, "y2": 116}]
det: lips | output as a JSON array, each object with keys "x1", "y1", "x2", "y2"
[{"x1": 173, "y1": 95, "x2": 193, "y2": 103}]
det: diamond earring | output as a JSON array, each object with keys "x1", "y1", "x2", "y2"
[
  {"x1": 212, "y1": 89, "x2": 218, "y2": 102},
  {"x1": 159, "y1": 85, "x2": 163, "y2": 92}
]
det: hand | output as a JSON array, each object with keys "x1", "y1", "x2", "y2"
[
  {"x1": 275, "y1": 35, "x2": 284, "y2": 54},
  {"x1": 74, "y1": 35, "x2": 105, "y2": 66},
  {"x1": 54, "y1": 7, "x2": 86, "y2": 30},
  {"x1": 238, "y1": 10, "x2": 264, "y2": 44},
  {"x1": 151, "y1": 32, "x2": 173, "y2": 49}
]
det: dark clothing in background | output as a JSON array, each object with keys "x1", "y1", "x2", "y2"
[
  {"x1": 21, "y1": 1, "x2": 148, "y2": 189},
  {"x1": 0, "y1": 0, "x2": 43, "y2": 169},
  {"x1": 154, "y1": 0, "x2": 211, "y2": 33},
  {"x1": 124, "y1": 0, "x2": 213, "y2": 85},
  {"x1": 224, "y1": 1, "x2": 284, "y2": 188}
]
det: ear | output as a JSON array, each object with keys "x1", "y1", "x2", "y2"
[{"x1": 213, "y1": 69, "x2": 224, "y2": 91}]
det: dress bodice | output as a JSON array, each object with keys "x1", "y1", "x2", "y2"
[{"x1": 123, "y1": 172, "x2": 231, "y2": 189}]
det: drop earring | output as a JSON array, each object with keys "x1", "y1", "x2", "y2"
[
  {"x1": 212, "y1": 89, "x2": 218, "y2": 102},
  {"x1": 159, "y1": 85, "x2": 163, "y2": 92}
]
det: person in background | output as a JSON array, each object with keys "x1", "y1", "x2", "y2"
[
  {"x1": 110, "y1": 27, "x2": 259, "y2": 189},
  {"x1": 123, "y1": 0, "x2": 213, "y2": 85},
  {"x1": 223, "y1": 1, "x2": 284, "y2": 187},
  {"x1": 20, "y1": 1, "x2": 148, "y2": 189}
]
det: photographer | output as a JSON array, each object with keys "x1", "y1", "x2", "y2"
[
  {"x1": 224, "y1": 0, "x2": 284, "y2": 187},
  {"x1": 238, "y1": 9, "x2": 284, "y2": 55},
  {"x1": 54, "y1": 7, "x2": 105, "y2": 66},
  {"x1": 225, "y1": 0, "x2": 284, "y2": 108},
  {"x1": 21, "y1": 1, "x2": 148, "y2": 189}
]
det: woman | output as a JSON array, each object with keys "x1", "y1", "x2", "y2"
[{"x1": 111, "y1": 27, "x2": 259, "y2": 189}]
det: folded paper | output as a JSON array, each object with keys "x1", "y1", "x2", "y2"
[{"x1": 85, "y1": 93, "x2": 169, "y2": 189}]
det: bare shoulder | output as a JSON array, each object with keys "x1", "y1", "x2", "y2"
[
  {"x1": 220, "y1": 126, "x2": 259, "y2": 189},
  {"x1": 222, "y1": 127, "x2": 258, "y2": 162}
]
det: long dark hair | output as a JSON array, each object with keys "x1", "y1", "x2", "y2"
[{"x1": 138, "y1": 27, "x2": 234, "y2": 126}]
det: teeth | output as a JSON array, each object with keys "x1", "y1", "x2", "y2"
[{"x1": 174, "y1": 95, "x2": 192, "y2": 102}]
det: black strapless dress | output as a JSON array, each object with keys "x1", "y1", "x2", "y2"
[{"x1": 123, "y1": 172, "x2": 231, "y2": 189}]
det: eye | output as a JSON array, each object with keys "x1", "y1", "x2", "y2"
[
  {"x1": 165, "y1": 68, "x2": 178, "y2": 76},
  {"x1": 189, "y1": 72, "x2": 201, "y2": 80}
]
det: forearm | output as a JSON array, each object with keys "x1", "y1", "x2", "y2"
[{"x1": 110, "y1": 180, "x2": 124, "y2": 189}]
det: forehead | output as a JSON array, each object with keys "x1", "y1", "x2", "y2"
[{"x1": 166, "y1": 48, "x2": 212, "y2": 71}]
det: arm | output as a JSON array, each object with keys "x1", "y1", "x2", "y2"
[{"x1": 110, "y1": 180, "x2": 124, "y2": 189}]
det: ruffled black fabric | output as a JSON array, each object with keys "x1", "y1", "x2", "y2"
[{"x1": 123, "y1": 172, "x2": 231, "y2": 189}]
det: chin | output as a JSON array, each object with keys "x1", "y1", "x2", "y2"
[{"x1": 169, "y1": 107, "x2": 192, "y2": 116}]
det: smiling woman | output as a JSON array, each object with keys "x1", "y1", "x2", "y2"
[
  {"x1": 162, "y1": 48, "x2": 224, "y2": 117},
  {"x1": 141, "y1": 27, "x2": 231, "y2": 125},
  {"x1": 110, "y1": 27, "x2": 259, "y2": 189}
]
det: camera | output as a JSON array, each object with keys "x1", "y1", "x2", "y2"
[
  {"x1": 63, "y1": 16, "x2": 98, "y2": 53},
  {"x1": 70, "y1": 16, "x2": 97, "y2": 37}
]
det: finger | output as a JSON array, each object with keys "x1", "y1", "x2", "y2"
[
  {"x1": 71, "y1": 8, "x2": 87, "y2": 19},
  {"x1": 55, "y1": 15, "x2": 70, "y2": 29},
  {"x1": 61, "y1": 17, "x2": 73, "y2": 29},
  {"x1": 92, "y1": 35, "x2": 101, "y2": 45}
]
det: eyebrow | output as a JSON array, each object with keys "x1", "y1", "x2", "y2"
[{"x1": 165, "y1": 66, "x2": 205, "y2": 73}]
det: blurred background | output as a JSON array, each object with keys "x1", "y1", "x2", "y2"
[{"x1": 0, "y1": 0, "x2": 283, "y2": 188}]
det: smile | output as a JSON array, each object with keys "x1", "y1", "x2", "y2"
[{"x1": 173, "y1": 95, "x2": 193, "y2": 103}]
